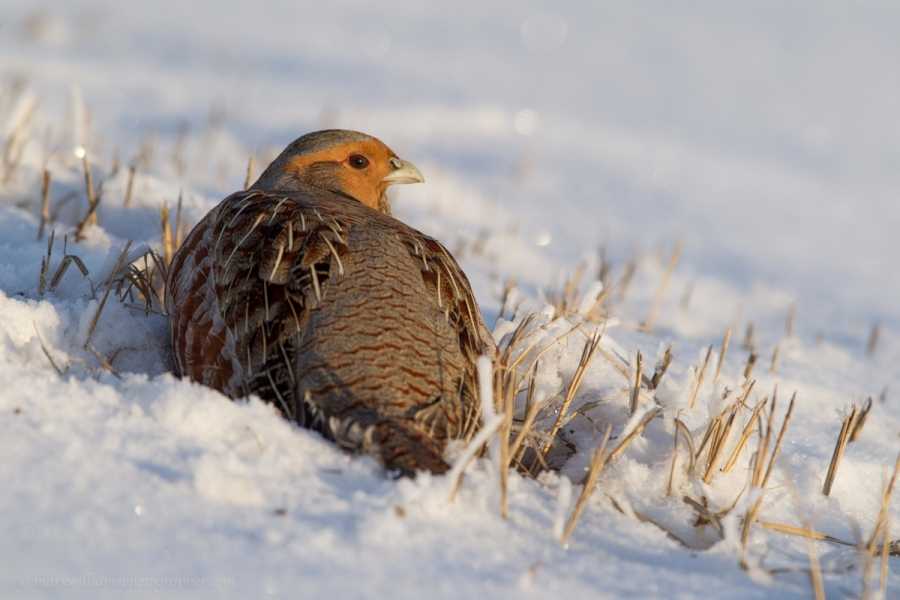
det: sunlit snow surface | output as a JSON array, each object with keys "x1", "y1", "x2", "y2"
[{"x1": 1, "y1": 2, "x2": 899, "y2": 598}]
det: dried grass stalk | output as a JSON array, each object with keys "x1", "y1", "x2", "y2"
[
  {"x1": 860, "y1": 453, "x2": 900, "y2": 598},
  {"x1": 244, "y1": 155, "x2": 254, "y2": 190},
  {"x1": 33, "y1": 323, "x2": 65, "y2": 375},
  {"x1": 123, "y1": 164, "x2": 136, "y2": 207},
  {"x1": 160, "y1": 203, "x2": 174, "y2": 267},
  {"x1": 740, "y1": 393, "x2": 796, "y2": 548},
  {"x1": 74, "y1": 153, "x2": 99, "y2": 240},
  {"x1": 596, "y1": 245, "x2": 610, "y2": 286},
  {"x1": 742, "y1": 322, "x2": 755, "y2": 352},
  {"x1": 606, "y1": 407, "x2": 661, "y2": 464},
  {"x1": 680, "y1": 280, "x2": 694, "y2": 311},
  {"x1": 822, "y1": 405, "x2": 859, "y2": 496},
  {"x1": 510, "y1": 387, "x2": 544, "y2": 467},
  {"x1": 174, "y1": 190, "x2": 185, "y2": 248},
  {"x1": 866, "y1": 323, "x2": 880, "y2": 357},
  {"x1": 688, "y1": 345, "x2": 713, "y2": 409},
  {"x1": 639, "y1": 241, "x2": 682, "y2": 332},
  {"x1": 769, "y1": 343, "x2": 780, "y2": 374},
  {"x1": 542, "y1": 329, "x2": 603, "y2": 456},
  {"x1": 806, "y1": 526, "x2": 825, "y2": 600},
  {"x1": 498, "y1": 368, "x2": 515, "y2": 518},
  {"x1": 674, "y1": 418, "x2": 696, "y2": 473},
  {"x1": 714, "y1": 328, "x2": 731, "y2": 384},
  {"x1": 560, "y1": 424, "x2": 612, "y2": 544},
  {"x1": 615, "y1": 260, "x2": 637, "y2": 303},
  {"x1": 83, "y1": 241, "x2": 133, "y2": 350},
  {"x1": 649, "y1": 345, "x2": 672, "y2": 390},
  {"x1": 629, "y1": 351, "x2": 642, "y2": 415},
  {"x1": 447, "y1": 414, "x2": 504, "y2": 503},
  {"x1": 785, "y1": 303, "x2": 796, "y2": 337},
  {"x1": 695, "y1": 414, "x2": 720, "y2": 463},
  {"x1": 702, "y1": 403, "x2": 739, "y2": 484},
  {"x1": 757, "y1": 520, "x2": 850, "y2": 545},
  {"x1": 880, "y1": 518, "x2": 891, "y2": 596},
  {"x1": 865, "y1": 452, "x2": 900, "y2": 553},
  {"x1": 667, "y1": 416, "x2": 697, "y2": 495},
  {"x1": 849, "y1": 397, "x2": 872, "y2": 443},
  {"x1": 496, "y1": 278, "x2": 517, "y2": 322},
  {"x1": 47, "y1": 233, "x2": 90, "y2": 292},
  {"x1": 742, "y1": 351, "x2": 757, "y2": 381},
  {"x1": 722, "y1": 397, "x2": 767, "y2": 473},
  {"x1": 37, "y1": 169, "x2": 51, "y2": 240},
  {"x1": 37, "y1": 229, "x2": 54, "y2": 296}
]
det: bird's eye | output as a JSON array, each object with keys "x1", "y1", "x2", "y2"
[{"x1": 348, "y1": 154, "x2": 369, "y2": 169}]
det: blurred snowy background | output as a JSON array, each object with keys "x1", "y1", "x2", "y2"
[{"x1": 1, "y1": 2, "x2": 899, "y2": 598}]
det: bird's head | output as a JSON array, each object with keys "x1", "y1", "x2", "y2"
[{"x1": 250, "y1": 129, "x2": 424, "y2": 214}]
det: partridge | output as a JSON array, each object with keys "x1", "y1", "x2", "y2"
[{"x1": 166, "y1": 130, "x2": 495, "y2": 474}]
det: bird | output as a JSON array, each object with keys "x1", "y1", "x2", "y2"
[{"x1": 165, "y1": 129, "x2": 495, "y2": 475}]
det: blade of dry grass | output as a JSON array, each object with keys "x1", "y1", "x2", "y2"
[
  {"x1": 688, "y1": 345, "x2": 713, "y2": 409},
  {"x1": 822, "y1": 406, "x2": 859, "y2": 496},
  {"x1": 865, "y1": 452, "x2": 900, "y2": 552},
  {"x1": 760, "y1": 392, "x2": 795, "y2": 489},
  {"x1": 629, "y1": 351, "x2": 642, "y2": 415},
  {"x1": 807, "y1": 525, "x2": 826, "y2": 600},
  {"x1": 33, "y1": 322, "x2": 66, "y2": 375},
  {"x1": 123, "y1": 164, "x2": 136, "y2": 207},
  {"x1": 649, "y1": 345, "x2": 673, "y2": 390},
  {"x1": 714, "y1": 328, "x2": 731, "y2": 384},
  {"x1": 758, "y1": 521, "x2": 854, "y2": 546},
  {"x1": 447, "y1": 414, "x2": 504, "y2": 503},
  {"x1": 74, "y1": 152, "x2": 100, "y2": 240},
  {"x1": 615, "y1": 260, "x2": 637, "y2": 303},
  {"x1": 769, "y1": 343, "x2": 780, "y2": 374},
  {"x1": 786, "y1": 303, "x2": 796, "y2": 338},
  {"x1": 639, "y1": 241, "x2": 682, "y2": 332},
  {"x1": 703, "y1": 404, "x2": 738, "y2": 483},
  {"x1": 866, "y1": 323, "x2": 881, "y2": 357},
  {"x1": 560, "y1": 423, "x2": 612, "y2": 544},
  {"x1": 680, "y1": 280, "x2": 694, "y2": 311},
  {"x1": 849, "y1": 397, "x2": 872, "y2": 443},
  {"x1": 37, "y1": 229, "x2": 55, "y2": 296},
  {"x1": 740, "y1": 393, "x2": 796, "y2": 548},
  {"x1": 244, "y1": 155, "x2": 254, "y2": 190},
  {"x1": 83, "y1": 241, "x2": 133, "y2": 349},
  {"x1": 510, "y1": 394, "x2": 544, "y2": 467},
  {"x1": 496, "y1": 278, "x2": 517, "y2": 323},
  {"x1": 606, "y1": 407, "x2": 662, "y2": 464},
  {"x1": 498, "y1": 367, "x2": 515, "y2": 518},
  {"x1": 722, "y1": 397, "x2": 767, "y2": 473},
  {"x1": 742, "y1": 351, "x2": 758, "y2": 381},
  {"x1": 674, "y1": 418, "x2": 697, "y2": 474},
  {"x1": 37, "y1": 168, "x2": 51, "y2": 240},
  {"x1": 860, "y1": 453, "x2": 900, "y2": 599},
  {"x1": 174, "y1": 190, "x2": 184, "y2": 249},
  {"x1": 49, "y1": 253, "x2": 90, "y2": 291},
  {"x1": 541, "y1": 329, "x2": 603, "y2": 457},
  {"x1": 668, "y1": 415, "x2": 698, "y2": 496},
  {"x1": 743, "y1": 322, "x2": 755, "y2": 352},
  {"x1": 160, "y1": 203, "x2": 174, "y2": 267}
]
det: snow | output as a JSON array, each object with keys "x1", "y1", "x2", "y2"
[{"x1": 1, "y1": 1, "x2": 899, "y2": 598}]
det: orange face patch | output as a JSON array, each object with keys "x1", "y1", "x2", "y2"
[{"x1": 286, "y1": 139, "x2": 397, "y2": 211}]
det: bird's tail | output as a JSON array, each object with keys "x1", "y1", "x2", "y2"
[{"x1": 366, "y1": 420, "x2": 450, "y2": 476}]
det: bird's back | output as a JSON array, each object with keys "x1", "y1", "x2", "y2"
[{"x1": 167, "y1": 187, "x2": 493, "y2": 474}]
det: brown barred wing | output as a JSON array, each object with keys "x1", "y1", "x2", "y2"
[{"x1": 206, "y1": 190, "x2": 351, "y2": 420}]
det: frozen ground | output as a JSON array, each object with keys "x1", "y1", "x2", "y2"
[{"x1": 1, "y1": 1, "x2": 899, "y2": 598}]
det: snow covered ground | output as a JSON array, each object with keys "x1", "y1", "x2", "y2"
[{"x1": 1, "y1": 1, "x2": 899, "y2": 598}]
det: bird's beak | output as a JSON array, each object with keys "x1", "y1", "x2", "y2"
[{"x1": 383, "y1": 157, "x2": 425, "y2": 185}]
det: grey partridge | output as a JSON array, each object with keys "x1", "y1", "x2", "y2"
[{"x1": 166, "y1": 130, "x2": 495, "y2": 474}]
